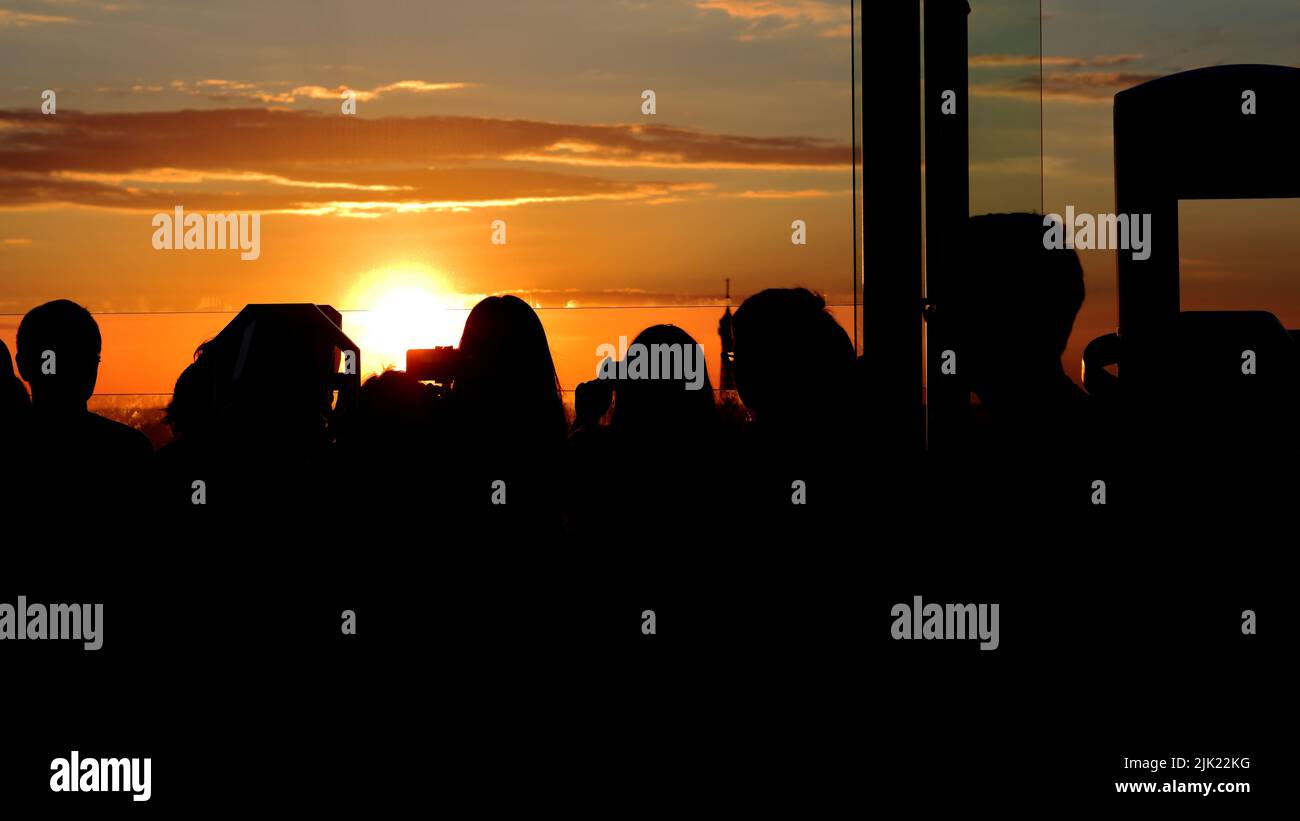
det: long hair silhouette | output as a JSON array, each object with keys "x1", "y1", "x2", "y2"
[
  {"x1": 453, "y1": 295, "x2": 567, "y2": 449},
  {"x1": 0, "y1": 338, "x2": 30, "y2": 424},
  {"x1": 610, "y1": 324, "x2": 717, "y2": 440}
]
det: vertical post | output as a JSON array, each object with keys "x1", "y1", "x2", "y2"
[
  {"x1": 851, "y1": 0, "x2": 860, "y2": 355},
  {"x1": 719, "y1": 278, "x2": 736, "y2": 392},
  {"x1": 865, "y1": 0, "x2": 925, "y2": 458},
  {"x1": 923, "y1": 0, "x2": 970, "y2": 452}
]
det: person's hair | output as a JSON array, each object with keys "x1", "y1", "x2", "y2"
[
  {"x1": 15, "y1": 299, "x2": 102, "y2": 403},
  {"x1": 188, "y1": 310, "x2": 337, "y2": 440},
  {"x1": 0, "y1": 338, "x2": 31, "y2": 416},
  {"x1": 731, "y1": 287, "x2": 854, "y2": 423},
  {"x1": 958, "y1": 212, "x2": 1085, "y2": 359},
  {"x1": 349, "y1": 368, "x2": 438, "y2": 445},
  {"x1": 454, "y1": 295, "x2": 567, "y2": 446},
  {"x1": 610, "y1": 324, "x2": 717, "y2": 436},
  {"x1": 163, "y1": 343, "x2": 214, "y2": 439},
  {"x1": 17, "y1": 299, "x2": 101, "y2": 360}
]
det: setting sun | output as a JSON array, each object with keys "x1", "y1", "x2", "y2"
[{"x1": 344, "y1": 267, "x2": 479, "y2": 375}]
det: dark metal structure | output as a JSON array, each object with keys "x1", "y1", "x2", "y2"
[
  {"x1": 1086, "y1": 65, "x2": 1300, "y2": 394},
  {"x1": 865, "y1": 1, "x2": 925, "y2": 457},
  {"x1": 1082, "y1": 65, "x2": 1300, "y2": 457},
  {"x1": 921, "y1": 0, "x2": 971, "y2": 452}
]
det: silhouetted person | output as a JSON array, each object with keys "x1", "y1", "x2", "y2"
[
  {"x1": 0, "y1": 338, "x2": 29, "y2": 426},
  {"x1": 0, "y1": 339, "x2": 31, "y2": 505},
  {"x1": 445, "y1": 295, "x2": 567, "y2": 531},
  {"x1": 941, "y1": 213, "x2": 1101, "y2": 508},
  {"x1": 154, "y1": 344, "x2": 219, "y2": 509},
  {"x1": 162, "y1": 343, "x2": 216, "y2": 443},
  {"x1": 568, "y1": 325, "x2": 719, "y2": 538},
  {"x1": 336, "y1": 368, "x2": 442, "y2": 509},
  {"x1": 573, "y1": 324, "x2": 718, "y2": 440},
  {"x1": 730, "y1": 288, "x2": 856, "y2": 532},
  {"x1": 155, "y1": 305, "x2": 346, "y2": 514},
  {"x1": 13, "y1": 299, "x2": 151, "y2": 511},
  {"x1": 571, "y1": 376, "x2": 614, "y2": 438},
  {"x1": 732, "y1": 288, "x2": 856, "y2": 436},
  {"x1": 952, "y1": 213, "x2": 1088, "y2": 446},
  {"x1": 453, "y1": 296, "x2": 568, "y2": 445},
  {"x1": 610, "y1": 325, "x2": 719, "y2": 440},
  {"x1": 347, "y1": 368, "x2": 440, "y2": 450}
]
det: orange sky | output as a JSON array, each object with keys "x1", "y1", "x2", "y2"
[
  {"x1": 3, "y1": 1, "x2": 1298, "y2": 402},
  {"x1": 1, "y1": 1, "x2": 862, "y2": 398},
  {"x1": 0, "y1": 303, "x2": 859, "y2": 399}
]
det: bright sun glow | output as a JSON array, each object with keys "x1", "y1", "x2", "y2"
[{"x1": 344, "y1": 265, "x2": 479, "y2": 375}]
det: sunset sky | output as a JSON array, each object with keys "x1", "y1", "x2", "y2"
[
  {"x1": 0, "y1": 0, "x2": 862, "y2": 395},
  {"x1": 1, "y1": 0, "x2": 1298, "y2": 400},
  {"x1": 1033, "y1": 0, "x2": 1300, "y2": 379}
]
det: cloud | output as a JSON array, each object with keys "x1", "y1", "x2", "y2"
[
  {"x1": 126, "y1": 78, "x2": 476, "y2": 105},
  {"x1": 0, "y1": 108, "x2": 853, "y2": 175},
  {"x1": 970, "y1": 53, "x2": 1145, "y2": 69},
  {"x1": 503, "y1": 124, "x2": 855, "y2": 170},
  {"x1": 0, "y1": 106, "x2": 855, "y2": 215},
  {"x1": 372, "y1": 80, "x2": 471, "y2": 95},
  {"x1": 694, "y1": 0, "x2": 850, "y2": 40},
  {"x1": 38, "y1": 0, "x2": 132, "y2": 9},
  {"x1": 2, "y1": 237, "x2": 33, "y2": 245},
  {"x1": 970, "y1": 52, "x2": 1161, "y2": 104},
  {"x1": 973, "y1": 71, "x2": 1164, "y2": 103},
  {"x1": 0, "y1": 9, "x2": 76, "y2": 26},
  {"x1": 0, "y1": 167, "x2": 706, "y2": 217},
  {"x1": 723, "y1": 188, "x2": 846, "y2": 199}
]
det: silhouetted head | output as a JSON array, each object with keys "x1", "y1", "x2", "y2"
[
  {"x1": 732, "y1": 288, "x2": 854, "y2": 427},
  {"x1": 0, "y1": 339, "x2": 14, "y2": 378},
  {"x1": 349, "y1": 368, "x2": 438, "y2": 448},
  {"x1": 952, "y1": 213, "x2": 1084, "y2": 397},
  {"x1": 1, "y1": 338, "x2": 31, "y2": 421},
  {"x1": 192, "y1": 306, "x2": 343, "y2": 444},
  {"x1": 16, "y1": 299, "x2": 101, "y2": 412},
  {"x1": 454, "y1": 295, "x2": 567, "y2": 446},
  {"x1": 611, "y1": 324, "x2": 717, "y2": 438},
  {"x1": 164, "y1": 344, "x2": 215, "y2": 440}
]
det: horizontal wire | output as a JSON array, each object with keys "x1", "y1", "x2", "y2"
[
  {"x1": 1, "y1": 303, "x2": 855, "y2": 317},
  {"x1": 90, "y1": 389, "x2": 748, "y2": 396}
]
